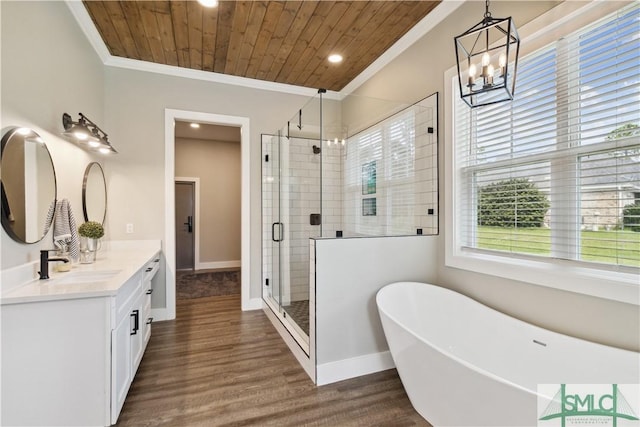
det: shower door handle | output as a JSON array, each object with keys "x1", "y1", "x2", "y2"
[{"x1": 271, "y1": 222, "x2": 285, "y2": 242}]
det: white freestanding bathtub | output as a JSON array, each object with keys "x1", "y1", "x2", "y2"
[{"x1": 377, "y1": 282, "x2": 640, "y2": 427}]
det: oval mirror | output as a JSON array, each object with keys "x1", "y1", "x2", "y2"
[
  {"x1": 82, "y1": 162, "x2": 106, "y2": 224},
  {"x1": 1, "y1": 127, "x2": 57, "y2": 243}
]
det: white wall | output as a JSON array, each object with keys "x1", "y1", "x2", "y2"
[
  {"x1": 348, "y1": 0, "x2": 640, "y2": 352},
  {"x1": 314, "y1": 236, "x2": 438, "y2": 385},
  {"x1": 1, "y1": 1, "x2": 104, "y2": 270}
]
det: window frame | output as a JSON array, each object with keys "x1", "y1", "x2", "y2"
[{"x1": 444, "y1": 0, "x2": 640, "y2": 305}]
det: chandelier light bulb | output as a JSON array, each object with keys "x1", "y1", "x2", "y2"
[
  {"x1": 499, "y1": 53, "x2": 507, "y2": 76},
  {"x1": 487, "y1": 64, "x2": 495, "y2": 85},
  {"x1": 468, "y1": 64, "x2": 477, "y2": 86},
  {"x1": 482, "y1": 52, "x2": 491, "y2": 67}
]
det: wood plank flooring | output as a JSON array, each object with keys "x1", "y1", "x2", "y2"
[{"x1": 116, "y1": 295, "x2": 430, "y2": 427}]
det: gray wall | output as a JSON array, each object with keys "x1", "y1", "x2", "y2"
[
  {"x1": 347, "y1": 0, "x2": 639, "y2": 352},
  {"x1": 1, "y1": 1, "x2": 102, "y2": 269},
  {"x1": 175, "y1": 137, "x2": 241, "y2": 265}
]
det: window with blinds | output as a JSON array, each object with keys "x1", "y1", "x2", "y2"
[{"x1": 454, "y1": 3, "x2": 640, "y2": 269}]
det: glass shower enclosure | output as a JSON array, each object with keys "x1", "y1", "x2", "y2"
[{"x1": 262, "y1": 93, "x2": 324, "y2": 352}]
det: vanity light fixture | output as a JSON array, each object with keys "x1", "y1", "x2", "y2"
[
  {"x1": 454, "y1": 0, "x2": 520, "y2": 108},
  {"x1": 62, "y1": 113, "x2": 117, "y2": 154}
]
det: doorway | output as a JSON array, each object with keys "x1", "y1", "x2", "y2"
[
  {"x1": 163, "y1": 109, "x2": 254, "y2": 322},
  {"x1": 175, "y1": 181, "x2": 195, "y2": 271}
]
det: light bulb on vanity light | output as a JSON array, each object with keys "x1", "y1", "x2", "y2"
[{"x1": 74, "y1": 130, "x2": 89, "y2": 140}]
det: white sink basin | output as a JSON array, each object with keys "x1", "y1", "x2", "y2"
[{"x1": 50, "y1": 270, "x2": 122, "y2": 285}]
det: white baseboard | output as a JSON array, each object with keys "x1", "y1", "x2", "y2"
[
  {"x1": 196, "y1": 260, "x2": 241, "y2": 270},
  {"x1": 316, "y1": 351, "x2": 395, "y2": 386},
  {"x1": 242, "y1": 297, "x2": 262, "y2": 311},
  {"x1": 150, "y1": 307, "x2": 172, "y2": 322}
]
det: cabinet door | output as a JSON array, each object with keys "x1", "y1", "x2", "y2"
[{"x1": 111, "y1": 310, "x2": 132, "y2": 423}]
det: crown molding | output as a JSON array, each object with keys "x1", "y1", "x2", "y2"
[
  {"x1": 65, "y1": 0, "x2": 460, "y2": 100},
  {"x1": 65, "y1": 0, "x2": 111, "y2": 63},
  {"x1": 339, "y1": 0, "x2": 464, "y2": 97}
]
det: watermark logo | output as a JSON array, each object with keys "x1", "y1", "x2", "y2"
[{"x1": 538, "y1": 384, "x2": 640, "y2": 427}]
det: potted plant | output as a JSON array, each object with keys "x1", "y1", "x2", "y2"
[{"x1": 78, "y1": 221, "x2": 104, "y2": 262}]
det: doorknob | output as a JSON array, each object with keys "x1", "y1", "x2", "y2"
[{"x1": 184, "y1": 216, "x2": 193, "y2": 233}]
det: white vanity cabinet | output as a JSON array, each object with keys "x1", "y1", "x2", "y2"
[
  {"x1": 1, "y1": 247, "x2": 161, "y2": 427},
  {"x1": 111, "y1": 270, "x2": 144, "y2": 423},
  {"x1": 113, "y1": 255, "x2": 159, "y2": 421}
]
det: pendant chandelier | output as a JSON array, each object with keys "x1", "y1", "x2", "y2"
[{"x1": 454, "y1": 0, "x2": 520, "y2": 108}]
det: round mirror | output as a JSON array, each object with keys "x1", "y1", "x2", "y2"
[
  {"x1": 82, "y1": 162, "x2": 106, "y2": 224},
  {"x1": 1, "y1": 127, "x2": 57, "y2": 243}
]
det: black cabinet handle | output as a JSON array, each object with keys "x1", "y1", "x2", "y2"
[
  {"x1": 146, "y1": 289, "x2": 153, "y2": 295},
  {"x1": 146, "y1": 267, "x2": 153, "y2": 272},
  {"x1": 146, "y1": 317, "x2": 153, "y2": 325},
  {"x1": 130, "y1": 310, "x2": 139, "y2": 335}
]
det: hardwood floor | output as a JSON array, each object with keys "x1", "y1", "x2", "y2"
[{"x1": 116, "y1": 295, "x2": 430, "y2": 427}]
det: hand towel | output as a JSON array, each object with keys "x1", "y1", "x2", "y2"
[{"x1": 53, "y1": 199, "x2": 80, "y2": 261}]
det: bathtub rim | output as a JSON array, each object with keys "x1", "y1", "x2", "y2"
[{"x1": 376, "y1": 281, "x2": 639, "y2": 398}]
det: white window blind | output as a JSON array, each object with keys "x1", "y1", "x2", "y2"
[{"x1": 454, "y1": 3, "x2": 640, "y2": 269}]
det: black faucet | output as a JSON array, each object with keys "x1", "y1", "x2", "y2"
[{"x1": 39, "y1": 250, "x2": 70, "y2": 280}]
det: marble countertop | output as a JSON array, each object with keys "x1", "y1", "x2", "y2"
[{"x1": 1, "y1": 241, "x2": 161, "y2": 305}]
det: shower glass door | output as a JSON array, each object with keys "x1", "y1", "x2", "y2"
[
  {"x1": 262, "y1": 94, "x2": 322, "y2": 354},
  {"x1": 262, "y1": 132, "x2": 282, "y2": 315}
]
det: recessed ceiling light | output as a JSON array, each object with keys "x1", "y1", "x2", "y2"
[
  {"x1": 328, "y1": 54, "x2": 343, "y2": 64},
  {"x1": 198, "y1": 0, "x2": 218, "y2": 7},
  {"x1": 190, "y1": 123, "x2": 200, "y2": 129}
]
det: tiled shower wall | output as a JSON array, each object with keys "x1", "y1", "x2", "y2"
[{"x1": 281, "y1": 138, "x2": 321, "y2": 303}]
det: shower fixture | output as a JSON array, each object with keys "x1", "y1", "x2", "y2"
[{"x1": 312, "y1": 145, "x2": 321, "y2": 154}]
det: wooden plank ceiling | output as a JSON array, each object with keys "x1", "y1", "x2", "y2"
[{"x1": 83, "y1": 1, "x2": 440, "y2": 91}]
